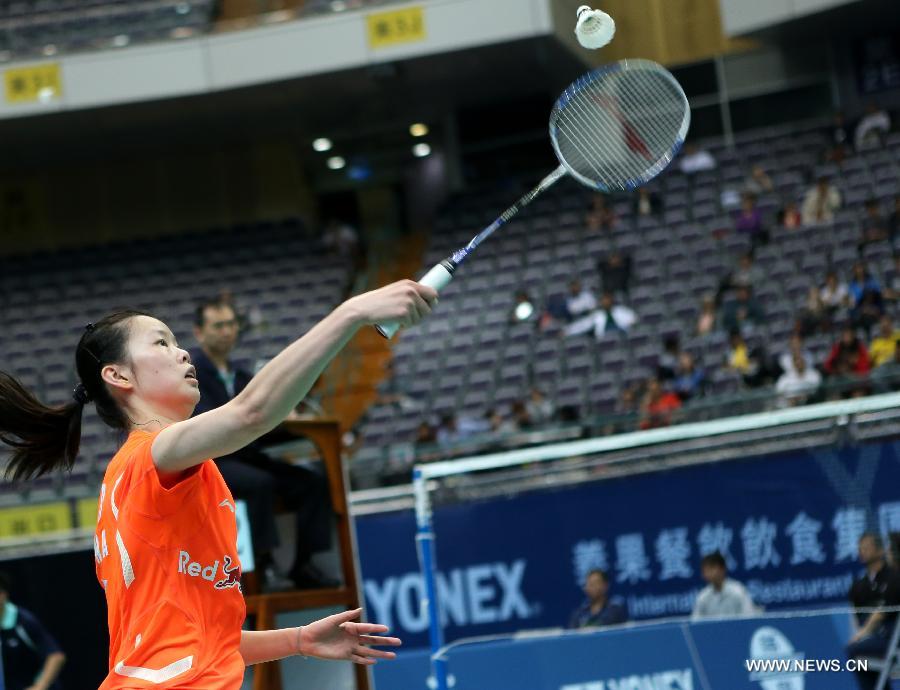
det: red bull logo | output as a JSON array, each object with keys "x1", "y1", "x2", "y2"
[{"x1": 215, "y1": 555, "x2": 242, "y2": 592}]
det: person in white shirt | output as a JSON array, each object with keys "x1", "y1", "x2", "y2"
[
  {"x1": 679, "y1": 143, "x2": 716, "y2": 174},
  {"x1": 820, "y1": 270, "x2": 851, "y2": 323},
  {"x1": 778, "y1": 334, "x2": 815, "y2": 376},
  {"x1": 776, "y1": 353, "x2": 822, "y2": 407},
  {"x1": 802, "y1": 176, "x2": 842, "y2": 225},
  {"x1": 565, "y1": 292, "x2": 637, "y2": 340},
  {"x1": 565, "y1": 279, "x2": 597, "y2": 320},
  {"x1": 855, "y1": 103, "x2": 891, "y2": 151},
  {"x1": 692, "y1": 552, "x2": 757, "y2": 619}
]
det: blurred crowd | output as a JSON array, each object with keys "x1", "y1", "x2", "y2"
[{"x1": 406, "y1": 104, "x2": 900, "y2": 449}]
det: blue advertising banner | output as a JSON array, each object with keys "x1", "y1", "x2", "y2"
[
  {"x1": 356, "y1": 440, "x2": 900, "y2": 649},
  {"x1": 374, "y1": 612, "x2": 856, "y2": 690}
]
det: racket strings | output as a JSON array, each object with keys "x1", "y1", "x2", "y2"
[{"x1": 552, "y1": 65, "x2": 688, "y2": 190}]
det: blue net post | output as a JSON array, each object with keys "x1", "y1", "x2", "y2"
[{"x1": 413, "y1": 466, "x2": 449, "y2": 690}]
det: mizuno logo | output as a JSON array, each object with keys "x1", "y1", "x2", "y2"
[{"x1": 219, "y1": 499, "x2": 235, "y2": 513}]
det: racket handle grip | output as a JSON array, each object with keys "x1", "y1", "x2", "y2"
[{"x1": 375, "y1": 260, "x2": 455, "y2": 339}]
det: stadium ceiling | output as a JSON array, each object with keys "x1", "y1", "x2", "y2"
[{"x1": 0, "y1": 36, "x2": 582, "y2": 171}]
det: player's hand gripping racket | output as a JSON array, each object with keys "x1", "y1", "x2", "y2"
[{"x1": 375, "y1": 58, "x2": 690, "y2": 338}]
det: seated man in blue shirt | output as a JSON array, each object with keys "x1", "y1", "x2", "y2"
[
  {"x1": 0, "y1": 572, "x2": 65, "y2": 690},
  {"x1": 569, "y1": 569, "x2": 628, "y2": 629}
]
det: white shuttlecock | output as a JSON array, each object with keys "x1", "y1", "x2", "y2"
[{"x1": 575, "y1": 5, "x2": 615, "y2": 50}]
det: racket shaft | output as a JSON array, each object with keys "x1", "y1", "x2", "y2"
[
  {"x1": 452, "y1": 165, "x2": 566, "y2": 265},
  {"x1": 375, "y1": 166, "x2": 565, "y2": 339}
]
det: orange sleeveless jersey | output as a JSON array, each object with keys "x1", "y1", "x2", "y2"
[{"x1": 94, "y1": 431, "x2": 246, "y2": 689}]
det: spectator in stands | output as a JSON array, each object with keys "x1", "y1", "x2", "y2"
[
  {"x1": 657, "y1": 335, "x2": 681, "y2": 381},
  {"x1": 802, "y1": 176, "x2": 842, "y2": 225},
  {"x1": 437, "y1": 413, "x2": 490, "y2": 445},
  {"x1": 823, "y1": 326, "x2": 871, "y2": 398},
  {"x1": 777, "y1": 201, "x2": 803, "y2": 230},
  {"x1": 871, "y1": 341, "x2": 900, "y2": 393},
  {"x1": 436, "y1": 414, "x2": 460, "y2": 446},
  {"x1": 678, "y1": 143, "x2": 716, "y2": 175},
  {"x1": 565, "y1": 291, "x2": 638, "y2": 339},
  {"x1": 192, "y1": 297, "x2": 335, "y2": 590},
  {"x1": 486, "y1": 408, "x2": 517, "y2": 435},
  {"x1": 775, "y1": 353, "x2": 822, "y2": 407},
  {"x1": 735, "y1": 193, "x2": 768, "y2": 251},
  {"x1": 743, "y1": 165, "x2": 774, "y2": 196},
  {"x1": 639, "y1": 377, "x2": 681, "y2": 429},
  {"x1": 869, "y1": 315, "x2": 900, "y2": 367},
  {"x1": 565, "y1": 279, "x2": 597, "y2": 321},
  {"x1": 616, "y1": 382, "x2": 643, "y2": 416},
  {"x1": 854, "y1": 102, "x2": 891, "y2": 151},
  {"x1": 585, "y1": 193, "x2": 617, "y2": 232},
  {"x1": 727, "y1": 330, "x2": 752, "y2": 375},
  {"x1": 696, "y1": 295, "x2": 717, "y2": 336},
  {"x1": 726, "y1": 331, "x2": 775, "y2": 387},
  {"x1": 846, "y1": 533, "x2": 900, "y2": 690},
  {"x1": 888, "y1": 195, "x2": 900, "y2": 243},
  {"x1": 633, "y1": 188, "x2": 662, "y2": 217},
  {"x1": 569, "y1": 569, "x2": 628, "y2": 629},
  {"x1": 692, "y1": 552, "x2": 756, "y2": 620},
  {"x1": 849, "y1": 261, "x2": 884, "y2": 335},
  {"x1": 0, "y1": 572, "x2": 66, "y2": 690},
  {"x1": 730, "y1": 251, "x2": 764, "y2": 290},
  {"x1": 597, "y1": 249, "x2": 633, "y2": 297},
  {"x1": 526, "y1": 387, "x2": 555, "y2": 426},
  {"x1": 415, "y1": 421, "x2": 437, "y2": 447},
  {"x1": 509, "y1": 401, "x2": 533, "y2": 431},
  {"x1": 509, "y1": 290, "x2": 537, "y2": 324},
  {"x1": 672, "y1": 352, "x2": 706, "y2": 401},
  {"x1": 820, "y1": 270, "x2": 851, "y2": 324},
  {"x1": 859, "y1": 199, "x2": 888, "y2": 250},
  {"x1": 721, "y1": 286, "x2": 764, "y2": 334},
  {"x1": 798, "y1": 285, "x2": 827, "y2": 335},
  {"x1": 778, "y1": 333, "x2": 814, "y2": 376}
]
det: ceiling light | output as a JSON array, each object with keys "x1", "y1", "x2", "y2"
[
  {"x1": 412, "y1": 143, "x2": 431, "y2": 158},
  {"x1": 409, "y1": 123, "x2": 429, "y2": 137},
  {"x1": 312, "y1": 138, "x2": 333, "y2": 152},
  {"x1": 327, "y1": 156, "x2": 346, "y2": 170}
]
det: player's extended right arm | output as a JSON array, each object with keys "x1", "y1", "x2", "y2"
[{"x1": 151, "y1": 281, "x2": 436, "y2": 473}]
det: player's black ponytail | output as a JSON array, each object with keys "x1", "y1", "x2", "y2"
[{"x1": 1, "y1": 310, "x2": 149, "y2": 481}]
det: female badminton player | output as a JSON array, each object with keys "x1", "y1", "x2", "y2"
[{"x1": 0, "y1": 279, "x2": 436, "y2": 688}]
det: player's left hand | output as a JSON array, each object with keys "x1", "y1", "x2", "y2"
[{"x1": 298, "y1": 608, "x2": 402, "y2": 665}]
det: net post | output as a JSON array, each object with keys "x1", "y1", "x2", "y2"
[{"x1": 413, "y1": 466, "x2": 449, "y2": 690}]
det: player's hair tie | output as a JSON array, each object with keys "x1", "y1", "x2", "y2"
[{"x1": 73, "y1": 383, "x2": 93, "y2": 405}]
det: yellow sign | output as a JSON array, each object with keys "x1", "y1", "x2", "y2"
[
  {"x1": 367, "y1": 6, "x2": 426, "y2": 49},
  {"x1": 4, "y1": 62, "x2": 62, "y2": 104},
  {"x1": 0, "y1": 502, "x2": 71, "y2": 538},
  {"x1": 77, "y1": 496, "x2": 99, "y2": 529}
]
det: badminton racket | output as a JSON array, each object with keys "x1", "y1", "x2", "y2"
[{"x1": 376, "y1": 58, "x2": 690, "y2": 338}]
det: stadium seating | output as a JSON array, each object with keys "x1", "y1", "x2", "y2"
[
  {"x1": 0, "y1": 220, "x2": 350, "y2": 493},
  {"x1": 354, "y1": 123, "x2": 900, "y2": 465}
]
